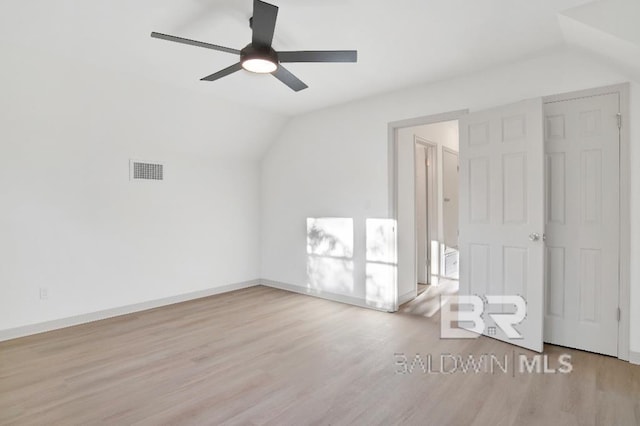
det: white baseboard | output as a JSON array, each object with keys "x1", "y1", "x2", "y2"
[
  {"x1": 629, "y1": 351, "x2": 640, "y2": 365},
  {"x1": 398, "y1": 290, "x2": 417, "y2": 305},
  {"x1": 0, "y1": 279, "x2": 260, "y2": 343},
  {"x1": 261, "y1": 279, "x2": 395, "y2": 312}
]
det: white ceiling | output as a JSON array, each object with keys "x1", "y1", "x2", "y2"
[
  {"x1": 560, "y1": 0, "x2": 640, "y2": 82},
  {"x1": 0, "y1": 0, "x2": 594, "y2": 116}
]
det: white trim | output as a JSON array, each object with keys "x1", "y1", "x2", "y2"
[
  {"x1": 0, "y1": 280, "x2": 260, "y2": 342},
  {"x1": 629, "y1": 351, "x2": 640, "y2": 366},
  {"x1": 542, "y1": 83, "x2": 628, "y2": 103},
  {"x1": 543, "y1": 83, "x2": 631, "y2": 363},
  {"x1": 388, "y1": 110, "x2": 469, "y2": 311},
  {"x1": 441, "y1": 146, "x2": 460, "y2": 266},
  {"x1": 415, "y1": 137, "x2": 438, "y2": 289},
  {"x1": 261, "y1": 279, "x2": 394, "y2": 312}
]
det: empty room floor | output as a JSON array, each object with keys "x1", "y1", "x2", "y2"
[
  {"x1": 1, "y1": 286, "x2": 638, "y2": 425},
  {"x1": 400, "y1": 279, "x2": 459, "y2": 318}
]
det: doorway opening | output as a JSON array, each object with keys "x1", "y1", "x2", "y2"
[{"x1": 393, "y1": 117, "x2": 462, "y2": 315}]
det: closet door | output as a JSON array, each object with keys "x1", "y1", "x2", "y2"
[{"x1": 543, "y1": 92, "x2": 620, "y2": 356}]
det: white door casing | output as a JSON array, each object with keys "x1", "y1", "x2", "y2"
[
  {"x1": 459, "y1": 98, "x2": 545, "y2": 352},
  {"x1": 414, "y1": 139, "x2": 438, "y2": 286},
  {"x1": 426, "y1": 145, "x2": 438, "y2": 280},
  {"x1": 543, "y1": 93, "x2": 620, "y2": 357},
  {"x1": 442, "y1": 148, "x2": 459, "y2": 249},
  {"x1": 415, "y1": 143, "x2": 428, "y2": 284}
]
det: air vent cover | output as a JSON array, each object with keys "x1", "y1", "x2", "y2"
[{"x1": 130, "y1": 160, "x2": 164, "y2": 181}]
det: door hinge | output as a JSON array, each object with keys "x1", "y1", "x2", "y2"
[
  {"x1": 617, "y1": 113, "x2": 622, "y2": 129},
  {"x1": 617, "y1": 307, "x2": 621, "y2": 322}
]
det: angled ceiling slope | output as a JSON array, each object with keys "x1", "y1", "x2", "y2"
[{"x1": 559, "y1": 0, "x2": 640, "y2": 81}]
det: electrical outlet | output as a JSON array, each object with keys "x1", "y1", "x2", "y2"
[{"x1": 39, "y1": 287, "x2": 49, "y2": 300}]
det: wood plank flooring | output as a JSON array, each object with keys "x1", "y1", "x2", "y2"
[{"x1": 1, "y1": 286, "x2": 639, "y2": 425}]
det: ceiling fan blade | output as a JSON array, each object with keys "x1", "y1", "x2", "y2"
[
  {"x1": 252, "y1": 0, "x2": 278, "y2": 47},
  {"x1": 278, "y1": 50, "x2": 358, "y2": 63},
  {"x1": 272, "y1": 65, "x2": 308, "y2": 92},
  {"x1": 151, "y1": 32, "x2": 240, "y2": 55},
  {"x1": 201, "y1": 63, "x2": 243, "y2": 82}
]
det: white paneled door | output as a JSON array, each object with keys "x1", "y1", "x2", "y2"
[
  {"x1": 544, "y1": 93, "x2": 620, "y2": 357},
  {"x1": 459, "y1": 99, "x2": 545, "y2": 352}
]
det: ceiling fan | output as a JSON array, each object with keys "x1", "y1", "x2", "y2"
[{"x1": 151, "y1": 0, "x2": 358, "y2": 92}]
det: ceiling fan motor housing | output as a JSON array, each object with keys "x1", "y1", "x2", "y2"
[{"x1": 241, "y1": 44, "x2": 279, "y2": 70}]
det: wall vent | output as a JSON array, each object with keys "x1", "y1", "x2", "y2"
[{"x1": 130, "y1": 160, "x2": 164, "y2": 181}]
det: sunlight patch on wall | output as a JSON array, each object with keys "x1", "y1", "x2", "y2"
[
  {"x1": 306, "y1": 218, "x2": 354, "y2": 295},
  {"x1": 365, "y1": 219, "x2": 397, "y2": 310}
]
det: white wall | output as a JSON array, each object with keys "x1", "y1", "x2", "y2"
[
  {"x1": 260, "y1": 48, "x2": 640, "y2": 352},
  {"x1": 0, "y1": 43, "x2": 286, "y2": 332}
]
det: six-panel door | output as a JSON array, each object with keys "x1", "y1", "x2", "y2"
[{"x1": 459, "y1": 98, "x2": 545, "y2": 352}]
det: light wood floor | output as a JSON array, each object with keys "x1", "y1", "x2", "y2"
[
  {"x1": 1, "y1": 286, "x2": 638, "y2": 425},
  {"x1": 400, "y1": 279, "x2": 459, "y2": 318}
]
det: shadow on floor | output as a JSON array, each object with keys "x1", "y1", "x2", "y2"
[{"x1": 400, "y1": 278, "x2": 459, "y2": 318}]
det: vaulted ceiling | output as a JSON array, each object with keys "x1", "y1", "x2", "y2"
[
  {"x1": 1, "y1": 0, "x2": 595, "y2": 116},
  {"x1": 560, "y1": 0, "x2": 640, "y2": 82}
]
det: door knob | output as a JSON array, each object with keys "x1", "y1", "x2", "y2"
[{"x1": 529, "y1": 233, "x2": 541, "y2": 242}]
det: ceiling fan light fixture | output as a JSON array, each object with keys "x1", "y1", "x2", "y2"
[
  {"x1": 242, "y1": 57, "x2": 278, "y2": 73},
  {"x1": 240, "y1": 45, "x2": 279, "y2": 74},
  {"x1": 151, "y1": 0, "x2": 358, "y2": 91}
]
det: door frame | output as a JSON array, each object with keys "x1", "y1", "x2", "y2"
[
  {"x1": 543, "y1": 83, "x2": 631, "y2": 362},
  {"x1": 441, "y1": 146, "x2": 459, "y2": 280},
  {"x1": 441, "y1": 146, "x2": 459, "y2": 251},
  {"x1": 414, "y1": 137, "x2": 438, "y2": 287},
  {"x1": 388, "y1": 110, "x2": 468, "y2": 309}
]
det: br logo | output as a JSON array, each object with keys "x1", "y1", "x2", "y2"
[{"x1": 440, "y1": 295, "x2": 527, "y2": 340}]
